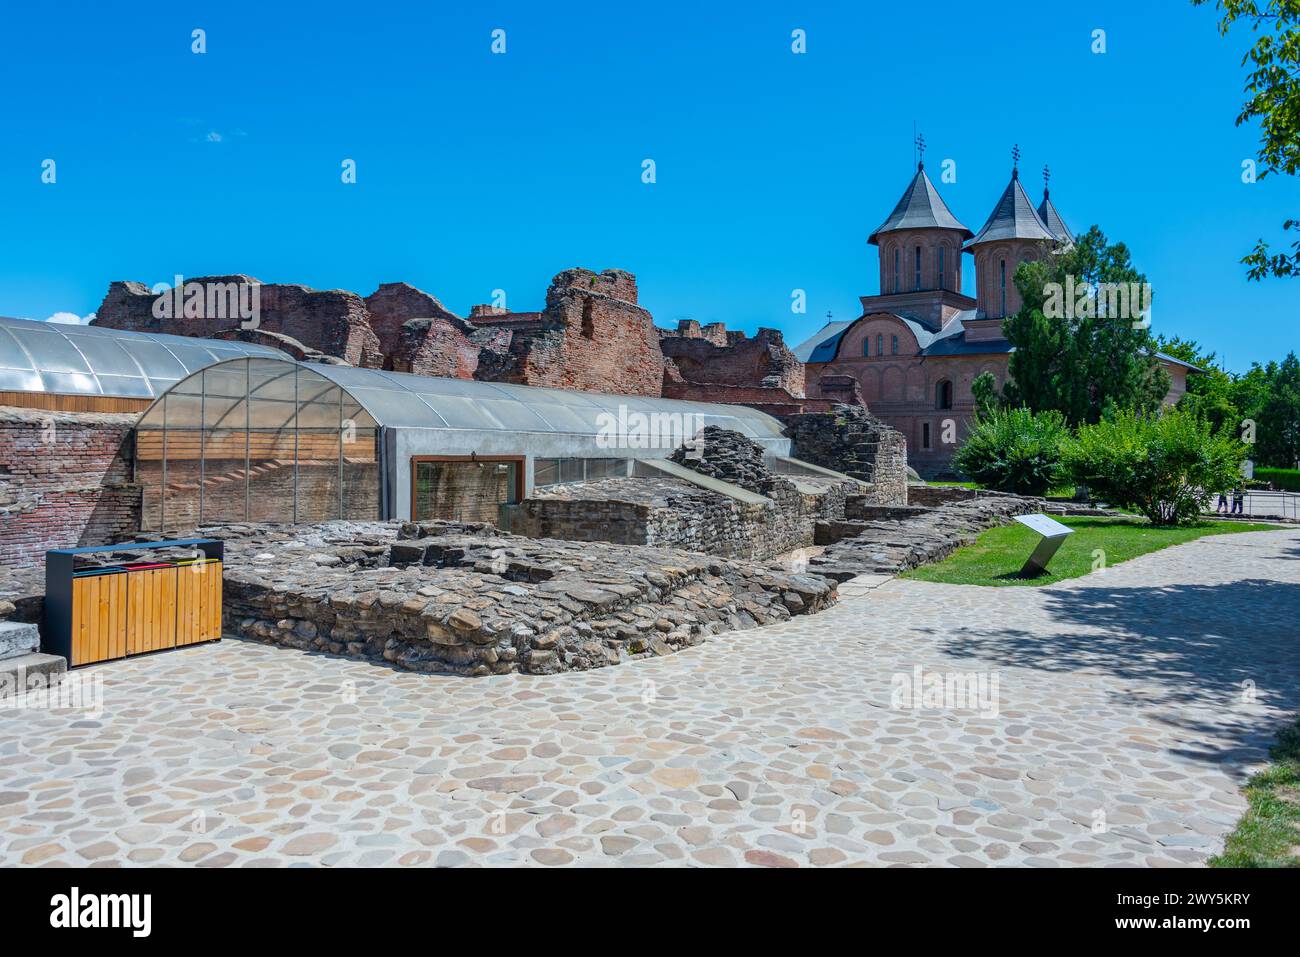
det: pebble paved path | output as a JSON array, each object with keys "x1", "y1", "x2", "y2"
[{"x1": 2, "y1": 527, "x2": 1297, "y2": 867}]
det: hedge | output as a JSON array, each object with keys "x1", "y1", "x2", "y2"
[{"x1": 1255, "y1": 467, "x2": 1300, "y2": 492}]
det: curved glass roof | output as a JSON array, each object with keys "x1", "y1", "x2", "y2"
[
  {"x1": 0, "y1": 315, "x2": 286, "y2": 399},
  {"x1": 138, "y1": 356, "x2": 789, "y2": 443}
]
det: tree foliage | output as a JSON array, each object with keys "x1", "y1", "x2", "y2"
[
  {"x1": 1193, "y1": 0, "x2": 1300, "y2": 279},
  {"x1": 1062, "y1": 408, "x2": 1248, "y2": 525},
  {"x1": 1254, "y1": 351, "x2": 1300, "y2": 466},
  {"x1": 1001, "y1": 226, "x2": 1170, "y2": 425},
  {"x1": 1158, "y1": 335, "x2": 1300, "y2": 467}
]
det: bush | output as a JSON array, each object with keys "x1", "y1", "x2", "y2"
[
  {"x1": 1255, "y1": 467, "x2": 1300, "y2": 492},
  {"x1": 953, "y1": 407, "x2": 1067, "y2": 495},
  {"x1": 1062, "y1": 408, "x2": 1246, "y2": 525}
]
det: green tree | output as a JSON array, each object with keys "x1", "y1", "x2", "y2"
[
  {"x1": 970, "y1": 370, "x2": 1002, "y2": 419},
  {"x1": 1254, "y1": 351, "x2": 1300, "y2": 465},
  {"x1": 1063, "y1": 408, "x2": 1247, "y2": 525},
  {"x1": 1001, "y1": 226, "x2": 1170, "y2": 425},
  {"x1": 1193, "y1": 0, "x2": 1300, "y2": 278},
  {"x1": 1156, "y1": 334, "x2": 1243, "y2": 432}
]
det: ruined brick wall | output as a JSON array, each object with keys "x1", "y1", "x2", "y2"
[
  {"x1": 660, "y1": 323, "x2": 805, "y2": 398},
  {"x1": 475, "y1": 269, "x2": 664, "y2": 396},
  {"x1": 390, "y1": 318, "x2": 511, "y2": 379},
  {"x1": 364, "y1": 283, "x2": 463, "y2": 361},
  {"x1": 211, "y1": 328, "x2": 348, "y2": 365},
  {"x1": 669, "y1": 320, "x2": 729, "y2": 347},
  {"x1": 94, "y1": 277, "x2": 384, "y2": 368},
  {"x1": 0, "y1": 407, "x2": 141, "y2": 568}
]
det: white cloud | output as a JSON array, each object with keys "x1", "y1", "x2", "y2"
[
  {"x1": 46, "y1": 311, "x2": 94, "y2": 325},
  {"x1": 206, "y1": 131, "x2": 223, "y2": 143}
]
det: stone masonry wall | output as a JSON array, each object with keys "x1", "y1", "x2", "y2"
[
  {"x1": 783, "y1": 404, "x2": 908, "y2": 505},
  {"x1": 217, "y1": 521, "x2": 836, "y2": 676},
  {"x1": 516, "y1": 427, "x2": 857, "y2": 561},
  {"x1": 0, "y1": 407, "x2": 141, "y2": 568}
]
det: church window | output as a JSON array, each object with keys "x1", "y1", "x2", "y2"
[
  {"x1": 876, "y1": 333, "x2": 884, "y2": 357},
  {"x1": 999, "y1": 260, "x2": 1007, "y2": 316},
  {"x1": 891, "y1": 335, "x2": 898, "y2": 355},
  {"x1": 893, "y1": 249, "x2": 900, "y2": 293},
  {"x1": 863, "y1": 338, "x2": 870, "y2": 357},
  {"x1": 937, "y1": 246, "x2": 945, "y2": 290},
  {"x1": 935, "y1": 379, "x2": 953, "y2": 410},
  {"x1": 922, "y1": 422, "x2": 932, "y2": 450},
  {"x1": 914, "y1": 246, "x2": 922, "y2": 290}
]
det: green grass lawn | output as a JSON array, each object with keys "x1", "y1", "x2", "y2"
[
  {"x1": 1209, "y1": 716, "x2": 1300, "y2": 868},
  {"x1": 901, "y1": 516, "x2": 1285, "y2": 587}
]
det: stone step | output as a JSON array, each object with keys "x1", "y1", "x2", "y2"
[
  {"x1": 0, "y1": 652, "x2": 67, "y2": 693},
  {"x1": 0, "y1": 620, "x2": 40, "y2": 661}
]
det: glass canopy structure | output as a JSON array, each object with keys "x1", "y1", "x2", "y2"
[
  {"x1": 136, "y1": 356, "x2": 792, "y2": 530},
  {"x1": 0, "y1": 315, "x2": 284, "y2": 401}
]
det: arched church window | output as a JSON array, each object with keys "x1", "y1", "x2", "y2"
[
  {"x1": 914, "y1": 246, "x2": 922, "y2": 291},
  {"x1": 937, "y1": 246, "x2": 945, "y2": 291},
  {"x1": 863, "y1": 338, "x2": 870, "y2": 357},
  {"x1": 876, "y1": 333, "x2": 884, "y2": 357},
  {"x1": 936, "y1": 379, "x2": 954, "y2": 410},
  {"x1": 894, "y1": 248, "x2": 900, "y2": 293},
  {"x1": 891, "y1": 335, "x2": 899, "y2": 355},
  {"x1": 999, "y1": 260, "x2": 1007, "y2": 317}
]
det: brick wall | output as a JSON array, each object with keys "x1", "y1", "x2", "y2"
[
  {"x1": 364, "y1": 282, "x2": 463, "y2": 360},
  {"x1": 0, "y1": 407, "x2": 141, "y2": 568},
  {"x1": 660, "y1": 324, "x2": 805, "y2": 398},
  {"x1": 94, "y1": 276, "x2": 384, "y2": 368},
  {"x1": 476, "y1": 269, "x2": 665, "y2": 396}
]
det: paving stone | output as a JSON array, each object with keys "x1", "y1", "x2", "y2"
[{"x1": 0, "y1": 527, "x2": 1295, "y2": 868}]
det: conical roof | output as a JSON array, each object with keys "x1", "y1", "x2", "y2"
[
  {"x1": 1036, "y1": 189, "x2": 1073, "y2": 244},
  {"x1": 964, "y1": 169, "x2": 1057, "y2": 248},
  {"x1": 868, "y1": 163, "x2": 972, "y2": 245}
]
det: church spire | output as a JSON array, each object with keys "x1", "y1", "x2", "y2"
[
  {"x1": 868, "y1": 146, "x2": 972, "y2": 246},
  {"x1": 1036, "y1": 164, "x2": 1073, "y2": 245},
  {"x1": 965, "y1": 149, "x2": 1055, "y2": 249}
]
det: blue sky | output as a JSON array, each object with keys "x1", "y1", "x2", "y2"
[{"x1": 1, "y1": 0, "x2": 1294, "y2": 372}]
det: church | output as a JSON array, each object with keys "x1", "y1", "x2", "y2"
[{"x1": 793, "y1": 146, "x2": 1195, "y2": 477}]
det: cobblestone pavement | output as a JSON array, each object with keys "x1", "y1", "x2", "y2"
[{"x1": 2, "y1": 528, "x2": 1297, "y2": 867}]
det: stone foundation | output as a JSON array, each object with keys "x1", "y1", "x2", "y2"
[{"x1": 213, "y1": 521, "x2": 837, "y2": 676}]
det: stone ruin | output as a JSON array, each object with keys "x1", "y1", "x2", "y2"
[
  {"x1": 216, "y1": 520, "x2": 837, "y2": 676},
  {"x1": 92, "y1": 268, "x2": 806, "y2": 411},
  {"x1": 516, "y1": 427, "x2": 856, "y2": 560},
  {"x1": 783, "y1": 403, "x2": 909, "y2": 504}
]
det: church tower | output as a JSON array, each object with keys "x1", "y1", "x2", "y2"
[
  {"x1": 868, "y1": 137, "x2": 972, "y2": 306},
  {"x1": 964, "y1": 147, "x2": 1058, "y2": 320}
]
